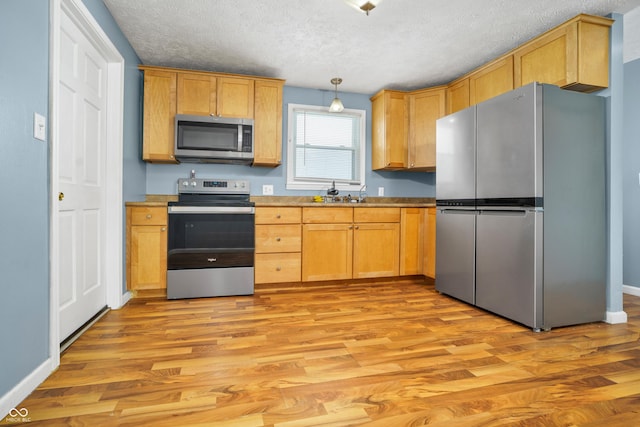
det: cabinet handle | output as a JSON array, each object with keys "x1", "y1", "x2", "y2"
[
  {"x1": 276, "y1": 266, "x2": 281, "y2": 271},
  {"x1": 276, "y1": 237, "x2": 281, "y2": 242},
  {"x1": 146, "y1": 214, "x2": 152, "y2": 219},
  {"x1": 355, "y1": 225, "x2": 359, "y2": 230},
  {"x1": 348, "y1": 225, "x2": 353, "y2": 230},
  {"x1": 161, "y1": 227, "x2": 166, "y2": 232},
  {"x1": 276, "y1": 214, "x2": 281, "y2": 219}
]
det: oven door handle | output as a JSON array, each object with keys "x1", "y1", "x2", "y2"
[{"x1": 168, "y1": 206, "x2": 255, "y2": 214}]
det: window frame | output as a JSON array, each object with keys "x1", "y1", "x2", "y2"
[{"x1": 286, "y1": 103, "x2": 366, "y2": 192}]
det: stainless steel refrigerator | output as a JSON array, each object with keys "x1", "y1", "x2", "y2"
[{"x1": 435, "y1": 82, "x2": 606, "y2": 331}]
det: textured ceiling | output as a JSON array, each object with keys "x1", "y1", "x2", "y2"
[{"x1": 103, "y1": 0, "x2": 640, "y2": 94}]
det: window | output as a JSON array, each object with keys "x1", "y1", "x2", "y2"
[{"x1": 286, "y1": 103, "x2": 366, "y2": 192}]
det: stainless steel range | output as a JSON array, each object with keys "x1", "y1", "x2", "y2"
[{"x1": 167, "y1": 174, "x2": 255, "y2": 299}]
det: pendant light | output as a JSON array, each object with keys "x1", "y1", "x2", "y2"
[{"x1": 329, "y1": 77, "x2": 344, "y2": 113}]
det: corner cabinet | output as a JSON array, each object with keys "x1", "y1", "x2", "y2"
[
  {"x1": 126, "y1": 206, "x2": 168, "y2": 290},
  {"x1": 139, "y1": 65, "x2": 283, "y2": 167},
  {"x1": 407, "y1": 87, "x2": 445, "y2": 171},
  {"x1": 371, "y1": 90, "x2": 408, "y2": 170}
]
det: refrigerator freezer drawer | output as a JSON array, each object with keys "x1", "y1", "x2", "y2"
[
  {"x1": 475, "y1": 209, "x2": 543, "y2": 329},
  {"x1": 435, "y1": 209, "x2": 476, "y2": 305}
]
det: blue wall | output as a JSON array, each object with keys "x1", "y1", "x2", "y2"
[
  {"x1": 0, "y1": 0, "x2": 50, "y2": 398},
  {"x1": 146, "y1": 86, "x2": 436, "y2": 197},
  {"x1": 624, "y1": 58, "x2": 640, "y2": 288},
  {"x1": 0, "y1": 0, "x2": 143, "y2": 401}
]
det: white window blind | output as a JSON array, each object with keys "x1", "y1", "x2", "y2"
[{"x1": 287, "y1": 104, "x2": 366, "y2": 191}]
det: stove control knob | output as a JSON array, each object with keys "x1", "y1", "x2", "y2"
[
  {"x1": 182, "y1": 181, "x2": 189, "y2": 187},
  {"x1": 191, "y1": 181, "x2": 197, "y2": 187}
]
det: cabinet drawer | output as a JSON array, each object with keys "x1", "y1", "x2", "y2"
[
  {"x1": 302, "y1": 207, "x2": 353, "y2": 224},
  {"x1": 130, "y1": 207, "x2": 167, "y2": 226},
  {"x1": 354, "y1": 207, "x2": 400, "y2": 223},
  {"x1": 255, "y1": 253, "x2": 301, "y2": 283},
  {"x1": 255, "y1": 207, "x2": 301, "y2": 224},
  {"x1": 255, "y1": 224, "x2": 301, "y2": 253}
]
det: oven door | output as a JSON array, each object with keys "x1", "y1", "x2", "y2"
[
  {"x1": 168, "y1": 205, "x2": 254, "y2": 269},
  {"x1": 167, "y1": 205, "x2": 255, "y2": 299}
]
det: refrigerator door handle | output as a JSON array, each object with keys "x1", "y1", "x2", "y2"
[{"x1": 478, "y1": 209, "x2": 527, "y2": 216}]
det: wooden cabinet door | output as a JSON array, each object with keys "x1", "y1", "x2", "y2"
[
  {"x1": 513, "y1": 16, "x2": 611, "y2": 92},
  {"x1": 217, "y1": 76, "x2": 254, "y2": 118},
  {"x1": 469, "y1": 56, "x2": 514, "y2": 105},
  {"x1": 353, "y1": 223, "x2": 399, "y2": 279},
  {"x1": 424, "y1": 208, "x2": 436, "y2": 278},
  {"x1": 302, "y1": 224, "x2": 353, "y2": 281},
  {"x1": 176, "y1": 73, "x2": 216, "y2": 116},
  {"x1": 408, "y1": 88, "x2": 445, "y2": 170},
  {"x1": 130, "y1": 225, "x2": 167, "y2": 290},
  {"x1": 253, "y1": 79, "x2": 283, "y2": 166},
  {"x1": 371, "y1": 90, "x2": 407, "y2": 170},
  {"x1": 142, "y1": 69, "x2": 177, "y2": 162},
  {"x1": 400, "y1": 208, "x2": 425, "y2": 275},
  {"x1": 447, "y1": 78, "x2": 470, "y2": 115}
]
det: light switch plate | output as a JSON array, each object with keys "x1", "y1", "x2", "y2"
[
  {"x1": 34, "y1": 113, "x2": 46, "y2": 141},
  {"x1": 262, "y1": 184, "x2": 274, "y2": 195},
  {"x1": 378, "y1": 187, "x2": 384, "y2": 196}
]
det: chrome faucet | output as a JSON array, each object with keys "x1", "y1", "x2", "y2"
[{"x1": 358, "y1": 184, "x2": 367, "y2": 203}]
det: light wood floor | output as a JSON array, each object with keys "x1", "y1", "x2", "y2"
[{"x1": 8, "y1": 279, "x2": 640, "y2": 426}]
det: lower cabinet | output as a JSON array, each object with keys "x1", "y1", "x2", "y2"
[
  {"x1": 302, "y1": 207, "x2": 400, "y2": 282},
  {"x1": 126, "y1": 206, "x2": 168, "y2": 290},
  {"x1": 254, "y1": 207, "x2": 302, "y2": 284},
  {"x1": 400, "y1": 208, "x2": 425, "y2": 275},
  {"x1": 424, "y1": 207, "x2": 436, "y2": 278}
]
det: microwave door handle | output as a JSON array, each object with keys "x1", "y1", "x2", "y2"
[{"x1": 237, "y1": 125, "x2": 242, "y2": 152}]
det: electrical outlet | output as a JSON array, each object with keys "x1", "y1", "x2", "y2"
[
  {"x1": 378, "y1": 187, "x2": 384, "y2": 196},
  {"x1": 262, "y1": 184, "x2": 274, "y2": 195}
]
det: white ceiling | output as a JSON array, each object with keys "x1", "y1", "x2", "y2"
[{"x1": 103, "y1": 0, "x2": 640, "y2": 95}]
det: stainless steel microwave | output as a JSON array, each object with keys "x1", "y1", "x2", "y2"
[{"x1": 174, "y1": 115, "x2": 254, "y2": 164}]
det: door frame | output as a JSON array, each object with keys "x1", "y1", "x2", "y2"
[{"x1": 49, "y1": 0, "x2": 125, "y2": 368}]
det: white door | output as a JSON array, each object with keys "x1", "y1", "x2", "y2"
[{"x1": 56, "y1": 6, "x2": 108, "y2": 341}]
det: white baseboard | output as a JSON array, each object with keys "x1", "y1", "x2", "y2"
[
  {"x1": 623, "y1": 285, "x2": 640, "y2": 297},
  {"x1": 0, "y1": 358, "x2": 53, "y2": 419},
  {"x1": 605, "y1": 310, "x2": 628, "y2": 324},
  {"x1": 119, "y1": 290, "x2": 132, "y2": 308}
]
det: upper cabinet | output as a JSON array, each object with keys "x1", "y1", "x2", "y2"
[
  {"x1": 407, "y1": 87, "x2": 446, "y2": 171},
  {"x1": 513, "y1": 14, "x2": 612, "y2": 92},
  {"x1": 468, "y1": 56, "x2": 514, "y2": 106},
  {"x1": 371, "y1": 90, "x2": 408, "y2": 170},
  {"x1": 253, "y1": 79, "x2": 284, "y2": 166},
  {"x1": 216, "y1": 77, "x2": 255, "y2": 118},
  {"x1": 374, "y1": 13, "x2": 612, "y2": 172},
  {"x1": 142, "y1": 69, "x2": 177, "y2": 163},
  {"x1": 176, "y1": 73, "x2": 254, "y2": 118},
  {"x1": 446, "y1": 78, "x2": 470, "y2": 115},
  {"x1": 371, "y1": 87, "x2": 446, "y2": 172},
  {"x1": 140, "y1": 65, "x2": 283, "y2": 166},
  {"x1": 176, "y1": 72, "x2": 216, "y2": 116}
]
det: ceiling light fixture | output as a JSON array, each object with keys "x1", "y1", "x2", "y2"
[
  {"x1": 329, "y1": 78, "x2": 344, "y2": 113},
  {"x1": 345, "y1": 0, "x2": 382, "y2": 16},
  {"x1": 359, "y1": 1, "x2": 376, "y2": 15}
]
